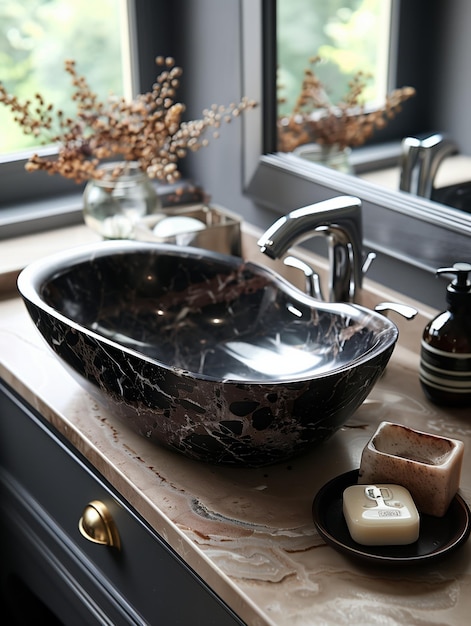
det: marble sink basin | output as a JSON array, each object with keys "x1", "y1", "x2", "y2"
[{"x1": 17, "y1": 241, "x2": 398, "y2": 466}]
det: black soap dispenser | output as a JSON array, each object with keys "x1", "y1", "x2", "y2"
[{"x1": 419, "y1": 262, "x2": 471, "y2": 407}]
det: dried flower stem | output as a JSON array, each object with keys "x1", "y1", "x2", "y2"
[
  {"x1": 0, "y1": 57, "x2": 257, "y2": 183},
  {"x1": 278, "y1": 56, "x2": 415, "y2": 152}
]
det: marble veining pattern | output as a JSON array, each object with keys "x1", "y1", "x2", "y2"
[
  {"x1": 17, "y1": 242, "x2": 397, "y2": 467},
  {"x1": 1, "y1": 295, "x2": 471, "y2": 626},
  {"x1": 2, "y1": 222, "x2": 471, "y2": 626}
]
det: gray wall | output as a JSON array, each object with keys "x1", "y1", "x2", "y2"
[
  {"x1": 435, "y1": 0, "x2": 471, "y2": 154},
  {"x1": 176, "y1": 0, "x2": 259, "y2": 223}
]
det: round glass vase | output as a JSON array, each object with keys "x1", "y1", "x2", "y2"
[
  {"x1": 83, "y1": 162, "x2": 161, "y2": 239},
  {"x1": 293, "y1": 143, "x2": 353, "y2": 175}
]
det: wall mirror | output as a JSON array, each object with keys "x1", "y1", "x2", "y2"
[
  {"x1": 275, "y1": 0, "x2": 471, "y2": 215},
  {"x1": 243, "y1": 0, "x2": 471, "y2": 279}
]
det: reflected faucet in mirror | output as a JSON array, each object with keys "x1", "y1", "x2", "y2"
[
  {"x1": 257, "y1": 196, "x2": 374, "y2": 304},
  {"x1": 399, "y1": 133, "x2": 459, "y2": 199}
]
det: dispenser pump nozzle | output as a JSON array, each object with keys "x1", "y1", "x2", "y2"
[
  {"x1": 436, "y1": 262, "x2": 471, "y2": 290},
  {"x1": 436, "y1": 262, "x2": 471, "y2": 304}
]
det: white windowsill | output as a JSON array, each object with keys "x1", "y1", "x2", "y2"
[{"x1": 0, "y1": 223, "x2": 101, "y2": 295}]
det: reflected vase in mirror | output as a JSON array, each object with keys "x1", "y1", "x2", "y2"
[
  {"x1": 293, "y1": 143, "x2": 353, "y2": 175},
  {"x1": 83, "y1": 161, "x2": 162, "y2": 239}
]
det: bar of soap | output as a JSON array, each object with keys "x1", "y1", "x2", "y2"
[
  {"x1": 343, "y1": 484, "x2": 420, "y2": 546},
  {"x1": 358, "y1": 421, "x2": 465, "y2": 517},
  {"x1": 152, "y1": 216, "x2": 206, "y2": 237}
]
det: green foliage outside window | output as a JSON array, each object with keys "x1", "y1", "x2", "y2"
[
  {"x1": 277, "y1": 0, "x2": 391, "y2": 117},
  {"x1": 0, "y1": 0, "x2": 125, "y2": 154}
]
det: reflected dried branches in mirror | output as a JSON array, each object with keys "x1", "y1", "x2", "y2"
[{"x1": 277, "y1": 56, "x2": 415, "y2": 153}]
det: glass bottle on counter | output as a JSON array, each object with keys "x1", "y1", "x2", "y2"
[{"x1": 419, "y1": 262, "x2": 471, "y2": 407}]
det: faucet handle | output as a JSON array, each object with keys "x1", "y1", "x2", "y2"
[
  {"x1": 283, "y1": 255, "x2": 324, "y2": 300},
  {"x1": 374, "y1": 302, "x2": 418, "y2": 320},
  {"x1": 362, "y1": 251, "x2": 376, "y2": 275}
]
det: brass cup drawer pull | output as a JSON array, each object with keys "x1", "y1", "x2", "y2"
[{"x1": 79, "y1": 500, "x2": 121, "y2": 550}]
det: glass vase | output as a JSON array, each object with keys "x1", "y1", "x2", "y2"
[
  {"x1": 83, "y1": 162, "x2": 161, "y2": 239},
  {"x1": 293, "y1": 143, "x2": 353, "y2": 175}
]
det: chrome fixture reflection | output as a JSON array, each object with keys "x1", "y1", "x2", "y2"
[
  {"x1": 257, "y1": 196, "x2": 366, "y2": 303},
  {"x1": 399, "y1": 133, "x2": 459, "y2": 199}
]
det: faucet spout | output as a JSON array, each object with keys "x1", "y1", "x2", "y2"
[
  {"x1": 399, "y1": 133, "x2": 459, "y2": 198},
  {"x1": 257, "y1": 196, "x2": 363, "y2": 303}
]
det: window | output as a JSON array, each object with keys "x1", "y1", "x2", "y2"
[
  {"x1": 252, "y1": 0, "x2": 440, "y2": 165},
  {"x1": 0, "y1": 0, "x2": 145, "y2": 219},
  {"x1": 0, "y1": 1, "x2": 179, "y2": 224},
  {"x1": 0, "y1": 0, "x2": 130, "y2": 156},
  {"x1": 277, "y1": 0, "x2": 392, "y2": 119}
]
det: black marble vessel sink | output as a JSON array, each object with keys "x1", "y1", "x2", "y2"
[{"x1": 17, "y1": 241, "x2": 398, "y2": 466}]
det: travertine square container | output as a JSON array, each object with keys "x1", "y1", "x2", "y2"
[{"x1": 358, "y1": 421, "x2": 465, "y2": 517}]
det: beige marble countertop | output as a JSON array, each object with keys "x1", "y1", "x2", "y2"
[{"x1": 1, "y1": 224, "x2": 471, "y2": 626}]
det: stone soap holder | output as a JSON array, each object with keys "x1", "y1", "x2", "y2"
[
  {"x1": 134, "y1": 203, "x2": 241, "y2": 256},
  {"x1": 358, "y1": 421, "x2": 465, "y2": 517}
]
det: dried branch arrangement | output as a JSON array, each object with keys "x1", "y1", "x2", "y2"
[
  {"x1": 0, "y1": 57, "x2": 257, "y2": 183},
  {"x1": 278, "y1": 56, "x2": 415, "y2": 152}
]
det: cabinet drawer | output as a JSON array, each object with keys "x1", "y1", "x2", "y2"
[{"x1": 0, "y1": 380, "x2": 244, "y2": 625}]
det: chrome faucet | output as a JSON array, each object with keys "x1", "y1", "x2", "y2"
[
  {"x1": 257, "y1": 196, "x2": 368, "y2": 303},
  {"x1": 399, "y1": 133, "x2": 458, "y2": 199}
]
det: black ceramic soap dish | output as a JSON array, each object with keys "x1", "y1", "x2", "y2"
[{"x1": 312, "y1": 469, "x2": 471, "y2": 565}]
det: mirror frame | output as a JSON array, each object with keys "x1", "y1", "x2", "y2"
[{"x1": 242, "y1": 0, "x2": 471, "y2": 274}]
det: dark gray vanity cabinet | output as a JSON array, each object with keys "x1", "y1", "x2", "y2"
[{"x1": 0, "y1": 380, "x2": 245, "y2": 625}]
